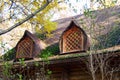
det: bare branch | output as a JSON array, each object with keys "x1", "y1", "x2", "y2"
[
  {"x1": 0, "y1": 0, "x2": 52, "y2": 35},
  {"x1": 9, "y1": 0, "x2": 14, "y2": 10},
  {"x1": 0, "y1": 14, "x2": 15, "y2": 23}
]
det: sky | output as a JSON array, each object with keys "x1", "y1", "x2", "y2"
[
  {"x1": 65, "y1": 0, "x2": 90, "y2": 14},
  {"x1": 52, "y1": 0, "x2": 120, "y2": 20},
  {"x1": 52, "y1": 0, "x2": 90, "y2": 20}
]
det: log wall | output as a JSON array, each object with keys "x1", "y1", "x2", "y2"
[{"x1": 48, "y1": 61, "x2": 92, "y2": 80}]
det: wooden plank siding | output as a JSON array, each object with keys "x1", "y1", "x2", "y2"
[{"x1": 48, "y1": 61, "x2": 92, "y2": 80}]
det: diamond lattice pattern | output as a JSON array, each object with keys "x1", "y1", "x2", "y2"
[
  {"x1": 16, "y1": 37, "x2": 33, "y2": 58},
  {"x1": 63, "y1": 26, "x2": 83, "y2": 52}
]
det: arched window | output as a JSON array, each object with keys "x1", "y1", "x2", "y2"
[
  {"x1": 15, "y1": 30, "x2": 46, "y2": 60},
  {"x1": 63, "y1": 26, "x2": 84, "y2": 53},
  {"x1": 16, "y1": 37, "x2": 33, "y2": 58},
  {"x1": 59, "y1": 21, "x2": 89, "y2": 54}
]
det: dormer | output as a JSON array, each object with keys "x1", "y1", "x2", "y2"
[
  {"x1": 59, "y1": 20, "x2": 89, "y2": 54},
  {"x1": 15, "y1": 30, "x2": 46, "y2": 60}
]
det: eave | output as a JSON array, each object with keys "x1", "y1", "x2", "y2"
[{"x1": 0, "y1": 45, "x2": 120, "y2": 67}]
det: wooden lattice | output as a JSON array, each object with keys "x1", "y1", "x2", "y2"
[
  {"x1": 16, "y1": 37, "x2": 33, "y2": 58},
  {"x1": 63, "y1": 26, "x2": 83, "y2": 53}
]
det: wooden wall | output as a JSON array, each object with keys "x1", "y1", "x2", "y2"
[
  {"x1": 48, "y1": 61, "x2": 92, "y2": 80},
  {"x1": 0, "y1": 52, "x2": 120, "y2": 80}
]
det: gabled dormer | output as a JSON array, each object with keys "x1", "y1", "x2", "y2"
[
  {"x1": 15, "y1": 30, "x2": 46, "y2": 60},
  {"x1": 59, "y1": 20, "x2": 89, "y2": 54}
]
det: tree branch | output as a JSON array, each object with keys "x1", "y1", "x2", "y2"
[{"x1": 0, "y1": 0, "x2": 52, "y2": 35}]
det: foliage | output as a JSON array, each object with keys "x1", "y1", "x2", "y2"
[
  {"x1": 46, "y1": 69, "x2": 52, "y2": 79},
  {"x1": 35, "y1": 20, "x2": 57, "y2": 38},
  {"x1": 40, "y1": 43, "x2": 59, "y2": 59},
  {"x1": 19, "y1": 58, "x2": 25, "y2": 66},
  {"x1": 97, "y1": 26, "x2": 120, "y2": 49},
  {"x1": 2, "y1": 61, "x2": 12, "y2": 79},
  {"x1": 36, "y1": 32, "x2": 47, "y2": 40},
  {"x1": 34, "y1": 61, "x2": 40, "y2": 67},
  {"x1": 98, "y1": 0, "x2": 117, "y2": 8},
  {"x1": 17, "y1": 74, "x2": 23, "y2": 80},
  {"x1": 3, "y1": 48, "x2": 15, "y2": 61},
  {"x1": 0, "y1": 0, "x2": 63, "y2": 35},
  {"x1": 84, "y1": 9, "x2": 96, "y2": 19},
  {"x1": 31, "y1": 0, "x2": 60, "y2": 36}
]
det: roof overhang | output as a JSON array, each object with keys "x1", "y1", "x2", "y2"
[{"x1": 0, "y1": 45, "x2": 120, "y2": 68}]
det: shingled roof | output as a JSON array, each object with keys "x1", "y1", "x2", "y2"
[
  {"x1": 45, "y1": 6, "x2": 120, "y2": 49},
  {"x1": 1, "y1": 6, "x2": 120, "y2": 61}
]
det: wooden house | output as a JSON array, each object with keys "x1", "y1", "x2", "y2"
[
  {"x1": 0, "y1": 6, "x2": 120, "y2": 80},
  {"x1": 15, "y1": 30, "x2": 46, "y2": 60},
  {"x1": 59, "y1": 20, "x2": 89, "y2": 54},
  {"x1": 0, "y1": 46, "x2": 120, "y2": 80}
]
